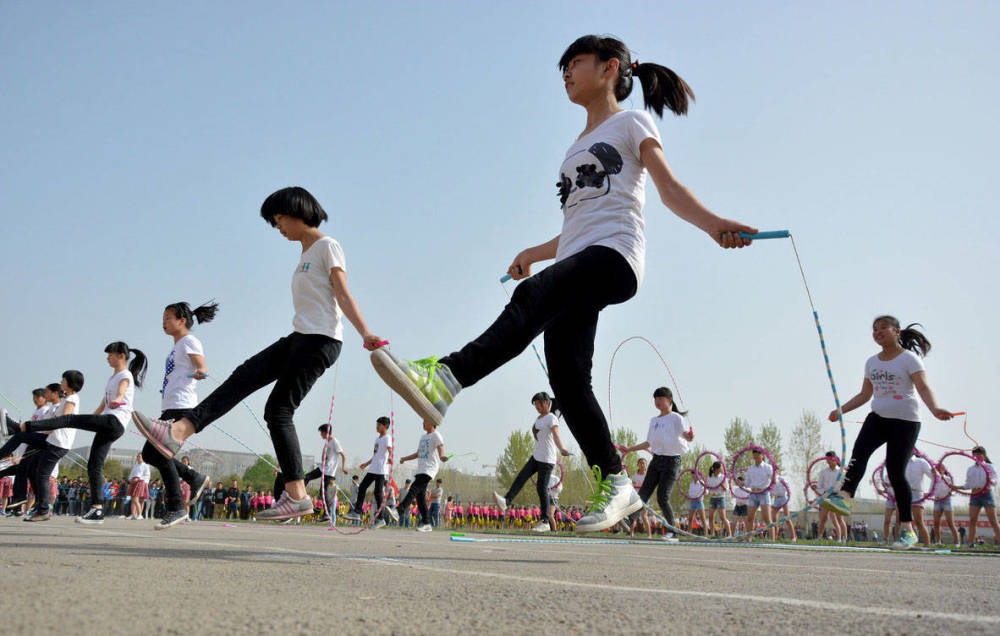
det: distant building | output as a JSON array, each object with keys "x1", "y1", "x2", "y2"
[{"x1": 65, "y1": 445, "x2": 313, "y2": 479}]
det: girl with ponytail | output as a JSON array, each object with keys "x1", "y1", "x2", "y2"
[
  {"x1": 370, "y1": 34, "x2": 759, "y2": 535},
  {"x1": 822, "y1": 316, "x2": 952, "y2": 549},
  {"x1": 19, "y1": 341, "x2": 148, "y2": 524}
]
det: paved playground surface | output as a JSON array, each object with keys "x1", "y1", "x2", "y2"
[{"x1": 2, "y1": 517, "x2": 998, "y2": 634}]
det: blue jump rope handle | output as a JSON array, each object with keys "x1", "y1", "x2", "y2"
[
  {"x1": 500, "y1": 273, "x2": 513, "y2": 283},
  {"x1": 739, "y1": 230, "x2": 790, "y2": 240}
]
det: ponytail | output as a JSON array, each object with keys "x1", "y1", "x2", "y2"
[
  {"x1": 558, "y1": 35, "x2": 695, "y2": 119},
  {"x1": 166, "y1": 300, "x2": 220, "y2": 329},
  {"x1": 104, "y1": 341, "x2": 149, "y2": 389},
  {"x1": 873, "y1": 315, "x2": 931, "y2": 357}
]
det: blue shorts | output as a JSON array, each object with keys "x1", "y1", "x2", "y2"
[
  {"x1": 689, "y1": 499, "x2": 704, "y2": 511},
  {"x1": 970, "y1": 491, "x2": 996, "y2": 508},
  {"x1": 771, "y1": 498, "x2": 788, "y2": 509},
  {"x1": 709, "y1": 497, "x2": 726, "y2": 510},
  {"x1": 748, "y1": 492, "x2": 771, "y2": 508},
  {"x1": 933, "y1": 499, "x2": 952, "y2": 512}
]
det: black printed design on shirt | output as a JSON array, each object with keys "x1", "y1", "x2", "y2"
[{"x1": 557, "y1": 142, "x2": 624, "y2": 209}]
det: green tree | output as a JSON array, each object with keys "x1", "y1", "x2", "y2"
[
  {"x1": 102, "y1": 458, "x2": 128, "y2": 481},
  {"x1": 723, "y1": 417, "x2": 755, "y2": 476},
  {"x1": 612, "y1": 427, "x2": 640, "y2": 476},
  {"x1": 242, "y1": 456, "x2": 279, "y2": 491},
  {"x1": 790, "y1": 409, "x2": 824, "y2": 507},
  {"x1": 495, "y1": 430, "x2": 534, "y2": 495},
  {"x1": 757, "y1": 419, "x2": 783, "y2": 473}
]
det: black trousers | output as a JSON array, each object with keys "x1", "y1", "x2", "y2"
[
  {"x1": 638, "y1": 454, "x2": 681, "y2": 526},
  {"x1": 185, "y1": 332, "x2": 341, "y2": 482},
  {"x1": 24, "y1": 443, "x2": 68, "y2": 514},
  {"x1": 440, "y1": 246, "x2": 637, "y2": 478},
  {"x1": 353, "y1": 472, "x2": 385, "y2": 514},
  {"x1": 24, "y1": 414, "x2": 124, "y2": 508},
  {"x1": 141, "y1": 409, "x2": 202, "y2": 512},
  {"x1": 504, "y1": 456, "x2": 554, "y2": 520},
  {"x1": 841, "y1": 412, "x2": 920, "y2": 523},
  {"x1": 396, "y1": 473, "x2": 432, "y2": 525}
]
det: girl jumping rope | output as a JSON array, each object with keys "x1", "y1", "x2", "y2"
[{"x1": 369, "y1": 34, "x2": 758, "y2": 532}]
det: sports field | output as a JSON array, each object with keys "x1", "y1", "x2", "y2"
[{"x1": 3, "y1": 517, "x2": 997, "y2": 635}]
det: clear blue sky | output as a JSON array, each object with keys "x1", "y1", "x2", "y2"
[{"x1": 2, "y1": 2, "x2": 997, "y2": 497}]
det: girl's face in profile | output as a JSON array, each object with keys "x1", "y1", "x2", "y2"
[{"x1": 272, "y1": 213, "x2": 309, "y2": 241}]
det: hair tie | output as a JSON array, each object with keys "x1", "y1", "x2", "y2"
[{"x1": 631, "y1": 60, "x2": 639, "y2": 70}]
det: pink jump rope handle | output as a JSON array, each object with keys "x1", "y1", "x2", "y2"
[{"x1": 366, "y1": 340, "x2": 390, "y2": 349}]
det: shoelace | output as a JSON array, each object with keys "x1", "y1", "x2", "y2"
[
  {"x1": 584, "y1": 466, "x2": 614, "y2": 513},
  {"x1": 409, "y1": 356, "x2": 444, "y2": 388}
]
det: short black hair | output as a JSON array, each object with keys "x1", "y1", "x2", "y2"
[
  {"x1": 260, "y1": 186, "x2": 328, "y2": 228},
  {"x1": 62, "y1": 370, "x2": 85, "y2": 393},
  {"x1": 376, "y1": 416, "x2": 391, "y2": 427},
  {"x1": 318, "y1": 424, "x2": 331, "y2": 434},
  {"x1": 825, "y1": 450, "x2": 837, "y2": 458}
]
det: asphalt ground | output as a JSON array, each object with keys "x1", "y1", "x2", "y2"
[{"x1": 2, "y1": 516, "x2": 998, "y2": 635}]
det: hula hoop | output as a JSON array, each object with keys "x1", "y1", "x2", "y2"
[
  {"x1": 802, "y1": 481, "x2": 820, "y2": 506},
  {"x1": 938, "y1": 450, "x2": 994, "y2": 497},
  {"x1": 729, "y1": 445, "x2": 777, "y2": 495},
  {"x1": 874, "y1": 450, "x2": 939, "y2": 505},
  {"x1": 693, "y1": 450, "x2": 727, "y2": 487},
  {"x1": 806, "y1": 455, "x2": 839, "y2": 497},
  {"x1": 678, "y1": 468, "x2": 705, "y2": 501},
  {"x1": 530, "y1": 459, "x2": 565, "y2": 489},
  {"x1": 770, "y1": 477, "x2": 790, "y2": 503}
]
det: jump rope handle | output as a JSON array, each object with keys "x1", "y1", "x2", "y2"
[
  {"x1": 738, "y1": 230, "x2": 790, "y2": 240},
  {"x1": 500, "y1": 265, "x2": 524, "y2": 283},
  {"x1": 365, "y1": 340, "x2": 391, "y2": 349}
]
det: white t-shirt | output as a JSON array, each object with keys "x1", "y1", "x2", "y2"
[
  {"x1": 817, "y1": 465, "x2": 840, "y2": 493},
  {"x1": 770, "y1": 479, "x2": 788, "y2": 500},
  {"x1": 965, "y1": 462, "x2": 997, "y2": 490},
  {"x1": 547, "y1": 472, "x2": 563, "y2": 498},
  {"x1": 369, "y1": 434, "x2": 391, "y2": 476},
  {"x1": 732, "y1": 484, "x2": 749, "y2": 501},
  {"x1": 645, "y1": 412, "x2": 688, "y2": 456},
  {"x1": 160, "y1": 334, "x2": 204, "y2": 410},
  {"x1": 104, "y1": 370, "x2": 134, "y2": 427},
  {"x1": 415, "y1": 430, "x2": 444, "y2": 478},
  {"x1": 687, "y1": 480, "x2": 705, "y2": 499},
  {"x1": 866, "y1": 350, "x2": 925, "y2": 421},
  {"x1": 555, "y1": 110, "x2": 661, "y2": 287},
  {"x1": 531, "y1": 413, "x2": 559, "y2": 464},
  {"x1": 744, "y1": 462, "x2": 774, "y2": 491},
  {"x1": 129, "y1": 462, "x2": 151, "y2": 483},
  {"x1": 46, "y1": 394, "x2": 79, "y2": 449},
  {"x1": 321, "y1": 435, "x2": 344, "y2": 475},
  {"x1": 706, "y1": 474, "x2": 726, "y2": 498},
  {"x1": 631, "y1": 472, "x2": 646, "y2": 491},
  {"x1": 31, "y1": 405, "x2": 49, "y2": 420},
  {"x1": 932, "y1": 478, "x2": 951, "y2": 500},
  {"x1": 292, "y1": 236, "x2": 346, "y2": 341},
  {"x1": 905, "y1": 455, "x2": 933, "y2": 499}
]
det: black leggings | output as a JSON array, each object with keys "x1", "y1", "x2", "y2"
[
  {"x1": 140, "y1": 409, "x2": 202, "y2": 512},
  {"x1": 24, "y1": 414, "x2": 124, "y2": 508},
  {"x1": 25, "y1": 443, "x2": 67, "y2": 514},
  {"x1": 185, "y1": 332, "x2": 341, "y2": 482},
  {"x1": 396, "y1": 473, "x2": 432, "y2": 525},
  {"x1": 638, "y1": 454, "x2": 681, "y2": 526},
  {"x1": 841, "y1": 412, "x2": 920, "y2": 523},
  {"x1": 440, "y1": 246, "x2": 637, "y2": 479},
  {"x1": 503, "y1": 456, "x2": 554, "y2": 520},
  {"x1": 353, "y1": 472, "x2": 385, "y2": 514}
]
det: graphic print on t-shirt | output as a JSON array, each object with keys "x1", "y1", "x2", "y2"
[
  {"x1": 870, "y1": 368, "x2": 904, "y2": 400},
  {"x1": 161, "y1": 350, "x2": 175, "y2": 396},
  {"x1": 558, "y1": 142, "x2": 624, "y2": 208}
]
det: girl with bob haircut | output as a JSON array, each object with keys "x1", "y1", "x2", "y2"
[
  {"x1": 18, "y1": 343, "x2": 147, "y2": 524},
  {"x1": 133, "y1": 186, "x2": 382, "y2": 522},
  {"x1": 492, "y1": 391, "x2": 570, "y2": 533},
  {"x1": 822, "y1": 316, "x2": 952, "y2": 550},
  {"x1": 371, "y1": 34, "x2": 759, "y2": 533}
]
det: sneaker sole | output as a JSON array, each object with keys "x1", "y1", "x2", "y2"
[
  {"x1": 76, "y1": 518, "x2": 104, "y2": 525},
  {"x1": 132, "y1": 412, "x2": 180, "y2": 460},
  {"x1": 257, "y1": 507, "x2": 312, "y2": 522},
  {"x1": 370, "y1": 349, "x2": 443, "y2": 426},
  {"x1": 819, "y1": 499, "x2": 849, "y2": 516},
  {"x1": 189, "y1": 475, "x2": 211, "y2": 505},
  {"x1": 154, "y1": 513, "x2": 190, "y2": 531},
  {"x1": 574, "y1": 498, "x2": 643, "y2": 534}
]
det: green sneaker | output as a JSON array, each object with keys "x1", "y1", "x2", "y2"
[
  {"x1": 820, "y1": 492, "x2": 851, "y2": 516},
  {"x1": 891, "y1": 528, "x2": 918, "y2": 550},
  {"x1": 371, "y1": 348, "x2": 461, "y2": 426}
]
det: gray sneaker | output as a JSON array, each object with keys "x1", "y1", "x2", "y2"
[
  {"x1": 371, "y1": 518, "x2": 386, "y2": 530},
  {"x1": 132, "y1": 411, "x2": 183, "y2": 460},
  {"x1": 387, "y1": 506, "x2": 399, "y2": 522},
  {"x1": 415, "y1": 523, "x2": 432, "y2": 532},
  {"x1": 370, "y1": 349, "x2": 460, "y2": 426},
  {"x1": 575, "y1": 470, "x2": 642, "y2": 534},
  {"x1": 256, "y1": 492, "x2": 313, "y2": 521}
]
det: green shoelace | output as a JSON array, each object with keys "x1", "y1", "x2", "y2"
[{"x1": 584, "y1": 465, "x2": 614, "y2": 513}]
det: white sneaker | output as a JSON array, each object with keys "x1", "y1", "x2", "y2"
[
  {"x1": 531, "y1": 521, "x2": 550, "y2": 533},
  {"x1": 575, "y1": 469, "x2": 642, "y2": 533},
  {"x1": 371, "y1": 519, "x2": 386, "y2": 530},
  {"x1": 387, "y1": 506, "x2": 399, "y2": 522},
  {"x1": 661, "y1": 533, "x2": 680, "y2": 543},
  {"x1": 415, "y1": 523, "x2": 432, "y2": 532},
  {"x1": 493, "y1": 491, "x2": 507, "y2": 512}
]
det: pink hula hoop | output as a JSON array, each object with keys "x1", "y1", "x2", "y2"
[
  {"x1": 806, "y1": 455, "x2": 840, "y2": 497},
  {"x1": 728, "y1": 445, "x2": 777, "y2": 495},
  {"x1": 873, "y1": 449, "x2": 940, "y2": 505},
  {"x1": 693, "y1": 450, "x2": 727, "y2": 489},
  {"x1": 803, "y1": 481, "x2": 819, "y2": 506},
  {"x1": 678, "y1": 468, "x2": 705, "y2": 501},
  {"x1": 938, "y1": 450, "x2": 994, "y2": 497}
]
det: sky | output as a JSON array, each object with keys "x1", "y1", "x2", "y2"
[{"x1": 2, "y1": 1, "x2": 998, "y2": 498}]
